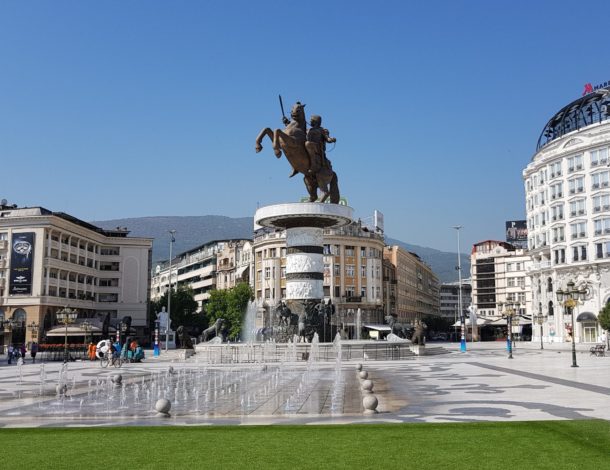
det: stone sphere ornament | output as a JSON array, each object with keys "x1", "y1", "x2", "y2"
[
  {"x1": 356, "y1": 363, "x2": 363, "y2": 371},
  {"x1": 358, "y1": 370, "x2": 368, "y2": 380},
  {"x1": 155, "y1": 398, "x2": 172, "y2": 417},
  {"x1": 111, "y1": 374, "x2": 123, "y2": 386},
  {"x1": 363, "y1": 394, "x2": 379, "y2": 414},
  {"x1": 361, "y1": 379, "x2": 374, "y2": 393}
]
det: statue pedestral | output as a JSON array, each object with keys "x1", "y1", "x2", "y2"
[{"x1": 255, "y1": 203, "x2": 352, "y2": 342}]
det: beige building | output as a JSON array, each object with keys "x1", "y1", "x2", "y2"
[
  {"x1": 216, "y1": 240, "x2": 252, "y2": 290},
  {"x1": 252, "y1": 221, "x2": 386, "y2": 336},
  {"x1": 383, "y1": 245, "x2": 440, "y2": 324},
  {"x1": 0, "y1": 205, "x2": 152, "y2": 348}
]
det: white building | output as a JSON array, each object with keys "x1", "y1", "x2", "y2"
[
  {"x1": 524, "y1": 86, "x2": 610, "y2": 343},
  {"x1": 470, "y1": 240, "x2": 532, "y2": 322},
  {"x1": 0, "y1": 205, "x2": 152, "y2": 347}
]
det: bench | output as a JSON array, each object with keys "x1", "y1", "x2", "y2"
[{"x1": 589, "y1": 344, "x2": 606, "y2": 357}]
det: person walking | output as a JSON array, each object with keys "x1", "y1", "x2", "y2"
[
  {"x1": 20, "y1": 344, "x2": 26, "y2": 364},
  {"x1": 30, "y1": 341, "x2": 38, "y2": 364},
  {"x1": 7, "y1": 345, "x2": 14, "y2": 365}
]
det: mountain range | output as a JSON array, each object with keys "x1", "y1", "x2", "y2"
[{"x1": 93, "y1": 215, "x2": 470, "y2": 283}]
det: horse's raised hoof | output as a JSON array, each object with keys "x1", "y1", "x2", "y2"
[
  {"x1": 274, "y1": 148, "x2": 282, "y2": 158},
  {"x1": 289, "y1": 168, "x2": 299, "y2": 178},
  {"x1": 255, "y1": 144, "x2": 263, "y2": 153}
]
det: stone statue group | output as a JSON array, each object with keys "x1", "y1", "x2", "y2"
[
  {"x1": 385, "y1": 315, "x2": 427, "y2": 344},
  {"x1": 255, "y1": 99, "x2": 341, "y2": 203}
]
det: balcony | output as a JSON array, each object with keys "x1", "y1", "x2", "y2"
[{"x1": 0, "y1": 240, "x2": 7, "y2": 250}]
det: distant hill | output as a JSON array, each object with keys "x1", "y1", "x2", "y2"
[{"x1": 93, "y1": 216, "x2": 470, "y2": 283}]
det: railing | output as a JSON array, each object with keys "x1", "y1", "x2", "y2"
[{"x1": 194, "y1": 342, "x2": 416, "y2": 364}]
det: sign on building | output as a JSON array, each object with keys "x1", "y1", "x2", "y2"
[
  {"x1": 505, "y1": 220, "x2": 527, "y2": 249},
  {"x1": 9, "y1": 232, "x2": 35, "y2": 295}
]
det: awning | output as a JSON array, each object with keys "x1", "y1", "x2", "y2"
[
  {"x1": 363, "y1": 324, "x2": 392, "y2": 332},
  {"x1": 488, "y1": 317, "x2": 532, "y2": 326},
  {"x1": 452, "y1": 318, "x2": 489, "y2": 327},
  {"x1": 45, "y1": 325, "x2": 103, "y2": 337},
  {"x1": 235, "y1": 265, "x2": 249, "y2": 279},
  {"x1": 577, "y1": 312, "x2": 597, "y2": 322}
]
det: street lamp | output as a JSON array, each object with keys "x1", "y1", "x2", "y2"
[
  {"x1": 556, "y1": 280, "x2": 587, "y2": 368},
  {"x1": 533, "y1": 309, "x2": 547, "y2": 350},
  {"x1": 453, "y1": 226, "x2": 466, "y2": 352},
  {"x1": 167, "y1": 230, "x2": 176, "y2": 352},
  {"x1": 2, "y1": 319, "x2": 19, "y2": 351},
  {"x1": 498, "y1": 301, "x2": 519, "y2": 359},
  {"x1": 81, "y1": 320, "x2": 92, "y2": 347},
  {"x1": 56, "y1": 307, "x2": 78, "y2": 363}
]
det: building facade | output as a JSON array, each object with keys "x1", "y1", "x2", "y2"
[
  {"x1": 383, "y1": 245, "x2": 440, "y2": 324},
  {"x1": 470, "y1": 240, "x2": 532, "y2": 320},
  {"x1": 0, "y1": 205, "x2": 152, "y2": 348},
  {"x1": 524, "y1": 86, "x2": 610, "y2": 343},
  {"x1": 151, "y1": 239, "x2": 251, "y2": 312},
  {"x1": 439, "y1": 279, "x2": 472, "y2": 323}
]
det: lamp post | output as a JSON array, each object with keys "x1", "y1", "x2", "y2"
[
  {"x1": 56, "y1": 307, "x2": 78, "y2": 363},
  {"x1": 2, "y1": 319, "x2": 19, "y2": 352},
  {"x1": 453, "y1": 226, "x2": 466, "y2": 352},
  {"x1": 498, "y1": 301, "x2": 519, "y2": 359},
  {"x1": 27, "y1": 321, "x2": 39, "y2": 343},
  {"x1": 533, "y1": 309, "x2": 547, "y2": 350},
  {"x1": 167, "y1": 230, "x2": 176, "y2": 352},
  {"x1": 556, "y1": 280, "x2": 586, "y2": 368},
  {"x1": 81, "y1": 320, "x2": 92, "y2": 348}
]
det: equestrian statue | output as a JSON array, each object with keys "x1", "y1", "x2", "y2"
[{"x1": 255, "y1": 97, "x2": 341, "y2": 203}]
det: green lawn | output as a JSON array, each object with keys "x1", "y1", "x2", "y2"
[{"x1": 2, "y1": 420, "x2": 609, "y2": 469}]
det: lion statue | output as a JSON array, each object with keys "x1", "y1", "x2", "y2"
[
  {"x1": 176, "y1": 325, "x2": 194, "y2": 349},
  {"x1": 202, "y1": 318, "x2": 225, "y2": 342}
]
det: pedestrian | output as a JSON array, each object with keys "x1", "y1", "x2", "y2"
[
  {"x1": 88, "y1": 342, "x2": 95, "y2": 361},
  {"x1": 20, "y1": 343, "x2": 26, "y2": 363},
  {"x1": 30, "y1": 341, "x2": 38, "y2": 364},
  {"x1": 7, "y1": 345, "x2": 14, "y2": 365}
]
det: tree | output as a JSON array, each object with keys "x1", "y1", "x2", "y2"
[
  {"x1": 150, "y1": 287, "x2": 204, "y2": 334},
  {"x1": 598, "y1": 303, "x2": 610, "y2": 347},
  {"x1": 205, "y1": 283, "x2": 253, "y2": 340}
]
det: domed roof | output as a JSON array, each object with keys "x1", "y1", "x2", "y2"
[{"x1": 537, "y1": 87, "x2": 610, "y2": 151}]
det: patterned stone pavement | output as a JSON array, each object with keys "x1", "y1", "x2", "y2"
[{"x1": 0, "y1": 341, "x2": 608, "y2": 427}]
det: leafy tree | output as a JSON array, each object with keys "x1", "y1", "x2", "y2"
[
  {"x1": 150, "y1": 287, "x2": 204, "y2": 334},
  {"x1": 205, "y1": 283, "x2": 253, "y2": 340},
  {"x1": 598, "y1": 303, "x2": 610, "y2": 347}
]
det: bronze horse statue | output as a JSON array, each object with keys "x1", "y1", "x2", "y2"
[{"x1": 255, "y1": 101, "x2": 340, "y2": 203}]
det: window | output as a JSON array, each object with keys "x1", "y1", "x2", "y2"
[
  {"x1": 567, "y1": 155, "x2": 583, "y2": 172},
  {"x1": 570, "y1": 222, "x2": 587, "y2": 239},
  {"x1": 323, "y1": 244, "x2": 331, "y2": 255},
  {"x1": 345, "y1": 246, "x2": 354, "y2": 257},
  {"x1": 590, "y1": 147, "x2": 608, "y2": 167},
  {"x1": 269, "y1": 248, "x2": 277, "y2": 258},
  {"x1": 553, "y1": 248, "x2": 566, "y2": 264},
  {"x1": 360, "y1": 247, "x2": 366, "y2": 258},
  {"x1": 596, "y1": 241, "x2": 610, "y2": 259},
  {"x1": 264, "y1": 267, "x2": 271, "y2": 279},
  {"x1": 549, "y1": 161, "x2": 562, "y2": 178},
  {"x1": 346, "y1": 264, "x2": 355, "y2": 277},
  {"x1": 551, "y1": 204, "x2": 564, "y2": 221},
  {"x1": 592, "y1": 171, "x2": 610, "y2": 189},
  {"x1": 264, "y1": 288, "x2": 270, "y2": 299},
  {"x1": 594, "y1": 217, "x2": 610, "y2": 235},
  {"x1": 593, "y1": 193, "x2": 610, "y2": 213},
  {"x1": 0, "y1": 232, "x2": 8, "y2": 241},
  {"x1": 569, "y1": 198, "x2": 586, "y2": 217},
  {"x1": 361, "y1": 265, "x2": 366, "y2": 277},
  {"x1": 572, "y1": 245, "x2": 587, "y2": 262},
  {"x1": 334, "y1": 264, "x2": 340, "y2": 275},
  {"x1": 552, "y1": 225, "x2": 565, "y2": 242},
  {"x1": 550, "y1": 182, "x2": 563, "y2": 200},
  {"x1": 507, "y1": 277, "x2": 516, "y2": 287},
  {"x1": 280, "y1": 267, "x2": 286, "y2": 278},
  {"x1": 568, "y1": 177, "x2": 585, "y2": 194}
]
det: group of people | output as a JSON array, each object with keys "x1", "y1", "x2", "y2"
[
  {"x1": 6, "y1": 342, "x2": 38, "y2": 364},
  {"x1": 89, "y1": 338, "x2": 145, "y2": 363}
]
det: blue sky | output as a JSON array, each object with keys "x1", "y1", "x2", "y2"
[{"x1": 1, "y1": 1, "x2": 608, "y2": 253}]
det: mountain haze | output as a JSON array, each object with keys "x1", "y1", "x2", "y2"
[{"x1": 93, "y1": 216, "x2": 471, "y2": 283}]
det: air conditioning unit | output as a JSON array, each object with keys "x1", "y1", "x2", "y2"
[
  {"x1": 578, "y1": 209, "x2": 585, "y2": 215},
  {"x1": 568, "y1": 167, "x2": 575, "y2": 173},
  {"x1": 604, "y1": 205, "x2": 610, "y2": 210},
  {"x1": 593, "y1": 183, "x2": 600, "y2": 189},
  {"x1": 596, "y1": 230, "x2": 602, "y2": 235},
  {"x1": 605, "y1": 228, "x2": 610, "y2": 234},
  {"x1": 595, "y1": 206, "x2": 601, "y2": 212},
  {"x1": 577, "y1": 164, "x2": 583, "y2": 170},
  {"x1": 603, "y1": 182, "x2": 609, "y2": 188},
  {"x1": 592, "y1": 161, "x2": 599, "y2": 167},
  {"x1": 578, "y1": 187, "x2": 584, "y2": 192},
  {"x1": 579, "y1": 232, "x2": 586, "y2": 237},
  {"x1": 570, "y1": 211, "x2": 577, "y2": 216},
  {"x1": 570, "y1": 189, "x2": 576, "y2": 194}
]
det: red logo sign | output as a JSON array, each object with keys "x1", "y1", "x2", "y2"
[{"x1": 582, "y1": 83, "x2": 594, "y2": 96}]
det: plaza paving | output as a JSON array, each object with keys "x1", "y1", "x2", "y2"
[{"x1": 0, "y1": 341, "x2": 608, "y2": 427}]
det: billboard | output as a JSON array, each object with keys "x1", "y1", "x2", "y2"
[
  {"x1": 9, "y1": 232, "x2": 35, "y2": 295},
  {"x1": 505, "y1": 220, "x2": 527, "y2": 249}
]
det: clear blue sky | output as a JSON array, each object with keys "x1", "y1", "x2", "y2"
[{"x1": 1, "y1": 1, "x2": 608, "y2": 253}]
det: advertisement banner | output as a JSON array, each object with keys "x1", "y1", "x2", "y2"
[
  {"x1": 505, "y1": 220, "x2": 527, "y2": 249},
  {"x1": 9, "y1": 232, "x2": 35, "y2": 295}
]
